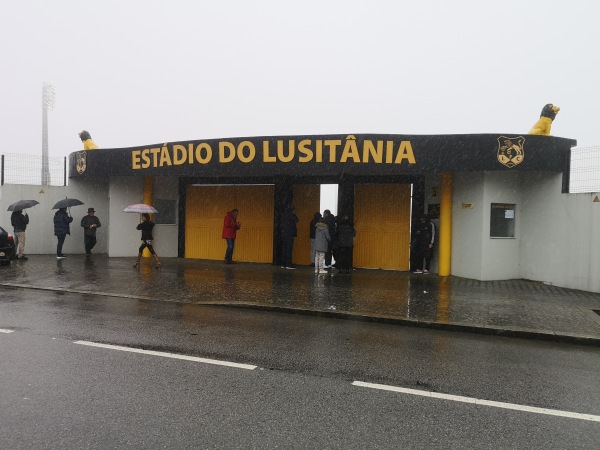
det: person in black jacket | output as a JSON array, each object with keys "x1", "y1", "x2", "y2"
[
  {"x1": 335, "y1": 215, "x2": 356, "y2": 274},
  {"x1": 323, "y1": 209, "x2": 336, "y2": 268},
  {"x1": 53, "y1": 208, "x2": 73, "y2": 259},
  {"x1": 280, "y1": 206, "x2": 299, "y2": 269},
  {"x1": 410, "y1": 214, "x2": 435, "y2": 273},
  {"x1": 80, "y1": 208, "x2": 101, "y2": 256},
  {"x1": 134, "y1": 213, "x2": 161, "y2": 268},
  {"x1": 11, "y1": 210, "x2": 29, "y2": 260}
]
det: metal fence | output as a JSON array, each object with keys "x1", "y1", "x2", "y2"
[
  {"x1": 570, "y1": 146, "x2": 600, "y2": 193},
  {"x1": 1, "y1": 153, "x2": 67, "y2": 186}
]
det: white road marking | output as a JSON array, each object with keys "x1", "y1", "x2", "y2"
[
  {"x1": 352, "y1": 381, "x2": 600, "y2": 423},
  {"x1": 74, "y1": 340, "x2": 257, "y2": 370},
  {"x1": 0, "y1": 329, "x2": 14, "y2": 333}
]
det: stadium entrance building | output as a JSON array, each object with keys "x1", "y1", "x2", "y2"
[{"x1": 68, "y1": 133, "x2": 576, "y2": 277}]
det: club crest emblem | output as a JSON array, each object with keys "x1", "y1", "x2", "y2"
[
  {"x1": 497, "y1": 136, "x2": 525, "y2": 168},
  {"x1": 76, "y1": 151, "x2": 87, "y2": 174}
]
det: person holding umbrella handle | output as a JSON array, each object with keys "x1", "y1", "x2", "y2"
[
  {"x1": 54, "y1": 207, "x2": 73, "y2": 259},
  {"x1": 11, "y1": 209, "x2": 29, "y2": 260},
  {"x1": 134, "y1": 213, "x2": 161, "y2": 268}
]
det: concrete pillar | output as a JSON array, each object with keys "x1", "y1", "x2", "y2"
[{"x1": 142, "y1": 176, "x2": 154, "y2": 257}]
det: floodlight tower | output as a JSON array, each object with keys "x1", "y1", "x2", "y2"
[{"x1": 42, "y1": 82, "x2": 55, "y2": 185}]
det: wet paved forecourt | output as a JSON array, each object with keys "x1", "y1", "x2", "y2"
[{"x1": 1, "y1": 255, "x2": 600, "y2": 345}]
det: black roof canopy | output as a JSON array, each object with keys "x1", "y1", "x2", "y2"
[{"x1": 69, "y1": 133, "x2": 576, "y2": 179}]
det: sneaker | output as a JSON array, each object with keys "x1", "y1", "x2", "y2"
[
  {"x1": 318, "y1": 270, "x2": 328, "y2": 274},
  {"x1": 413, "y1": 269, "x2": 423, "y2": 273},
  {"x1": 423, "y1": 269, "x2": 429, "y2": 274},
  {"x1": 286, "y1": 266, "x2": 296, "y2": 270},
  {"x1": 18, "y1": 256, "x2": 28, "y2": 261},
  {"x1": 57, "y1": 256, "x2": 66, "y2": 260},
  {"x1": 281, "y1": 266, "x2": 286, "y2": 269}
]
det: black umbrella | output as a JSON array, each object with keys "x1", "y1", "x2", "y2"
[
  {"x1": 52, "y1": 198, "x2": 84, "y2": 209},
  {"x1": 7, "y1": 200, "x2": 39, "y2": 212}
]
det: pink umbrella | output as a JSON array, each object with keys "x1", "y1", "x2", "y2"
[{"x1": 123, "y1": 204, "x2": 158, "y2": 214}]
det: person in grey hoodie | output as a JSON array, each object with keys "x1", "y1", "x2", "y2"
[{"x1": 314, "y1": 218, "x2": 331, "y2": 274}]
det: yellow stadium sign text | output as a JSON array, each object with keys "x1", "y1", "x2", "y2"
[{"x1": 131, "y1": 136, "x2": 416, "y2": 170}]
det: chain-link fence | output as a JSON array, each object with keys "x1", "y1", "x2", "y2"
[
  {"x1": 570, "y1": 146, "x2": 600, "y2": 193},
  {"x1": 1, "y1": 153, "x2": 67, "y2": 186}
]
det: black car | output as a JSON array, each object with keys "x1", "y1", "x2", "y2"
[{"x1": 0, "y1": 226, "x2": 16, "y2": 265}]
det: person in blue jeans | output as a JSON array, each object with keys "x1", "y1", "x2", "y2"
[{"x1": 222, "y1": 209, "x2": 241, "y2": 264}]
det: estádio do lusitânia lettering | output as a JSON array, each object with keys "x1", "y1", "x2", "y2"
[{"x1": 131, "y1": 135, "x2": 416, "y2": 169}]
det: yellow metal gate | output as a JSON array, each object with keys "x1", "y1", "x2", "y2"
[
  {"x1": 185, "y1": 185, "x2": 274, "y2": 263},
  {"x1": 353, "y1": 184, "x2": 411, "y2": 270}
]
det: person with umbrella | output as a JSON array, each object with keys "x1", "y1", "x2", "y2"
[
  {"x1": 134, "y1": 213, "x2": 161, "y2": 268},
  {"x1": 54, "y1": 207, "x2": 73, "y2": 259},
  {"x1": 11, "y1": 209, "x2": 30, "y2": 260},
  {"x1": 80, "y1": 207, "x2": 101, "y2": 256},
  {"x1": 7, "y1": 200, "x2": 39, "y2": 261}
]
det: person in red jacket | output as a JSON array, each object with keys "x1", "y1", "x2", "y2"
[{"x1": 222, "y1": 209, "x2": 241, "y2": 264}]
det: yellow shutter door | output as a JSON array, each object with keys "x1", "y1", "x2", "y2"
[
  {"x1": 185, "y1": 185, "x2": 274, "y2": 263},
  {"x1": 353, "y1": 184, "x2": 411, "y2": 270},
  {"x1": 292, "y1": 184, "x2": 321, "y2": 265}
]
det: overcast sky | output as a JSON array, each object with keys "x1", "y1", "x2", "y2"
[{"x1": 1, "y1": 0, "x2": 599, "y2": 159}]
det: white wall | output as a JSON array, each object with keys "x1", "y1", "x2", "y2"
[
  {"x1": 450, "y1": 171, "x2": 530, "y2": 281},
  {"x1": 521, "y1": 173, "x2": 600, "y2": 292},
  {"x1": 0, "y1": 180, "x2": 109, "y2": 255},
  {"x1": 480, "y1": 171, "x2": 522, "y2": 280},
  {"x1": 1, "y1": 176, "x2": 180, "y2": 259},
  {"x1": 107, "y1": 176, "x2": 179, "y2": 258},
  {"x1": 450, "y1": 172, "x2": 485, "y2": 279},
  {"x1": 449, "y1": 170, "x2": 600, "y2": 292}
]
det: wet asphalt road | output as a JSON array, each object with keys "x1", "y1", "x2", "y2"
[{"x1": 1, "y1": 287, "x2": 599, "y2": 449}]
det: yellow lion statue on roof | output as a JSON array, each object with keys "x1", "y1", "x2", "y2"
[
  {"x1": 79, "y1": 130, "x2": 99, "y2": 150},
  {"x1": 529, "y1": 104, "x2": 560, "y2": 136}
]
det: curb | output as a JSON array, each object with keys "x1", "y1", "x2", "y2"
[
  {"x1": 207, "y1": 303, "x2": 600, "y2": 347},
  {"x1": 2, "y1": 283, "x2": 599, "y2": 347}
]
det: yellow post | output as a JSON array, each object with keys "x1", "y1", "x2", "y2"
[
  {"x1": 438, "y1": 172, "x2": 452, "y2": 276},
  {"x1": 142, "y1": 176, "x2": 154, "y2": 257}
]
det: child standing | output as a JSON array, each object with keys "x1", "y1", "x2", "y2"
[{"x1": 314, "y1": 218, "x2": 331, "y2": 274}]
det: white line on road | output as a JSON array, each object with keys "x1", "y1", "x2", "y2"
[
  {"x1": 352, "y1": 381, "x2": 600, "y2": 423},
  {"x1": 0, "y1": 329, "x2": 15, "y2": 333},
  {"x1": 74, "y1": 341, "x2": 257, "y2": 370}
]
